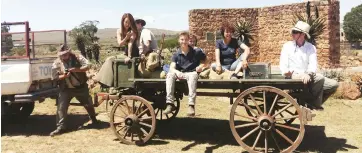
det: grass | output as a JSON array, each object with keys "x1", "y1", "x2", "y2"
[{"x1": 2, "y1": 96, "x2": 362, "y2": 153}]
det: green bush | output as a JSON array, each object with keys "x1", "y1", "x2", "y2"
[
  {"x1": 49, "y1": 45, "x2": 57, "y2": 52},
  {"x1": 158, "y1": 37, "x2": 179, "y2": 50},
  {"x1": 11, "y1": 47, "x2": 26, "y2": 56}
]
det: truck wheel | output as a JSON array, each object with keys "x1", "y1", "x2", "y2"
[
  {"x1": 18, "y1": 103, "x2": 35, "y2": 118},
  {"x1": 10, "y1": 103, "x2": 35, "y2": 119}
]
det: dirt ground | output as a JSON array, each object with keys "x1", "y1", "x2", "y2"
[{"x1": 1, "y1": 96, "x2": 362, "y2": 153}]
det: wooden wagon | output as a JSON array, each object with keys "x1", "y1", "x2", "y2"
[{"x1": 94, "y1": 58, "x2": 316, "y2": 153}]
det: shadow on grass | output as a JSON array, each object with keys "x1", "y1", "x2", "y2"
[
  {"x1": 155, "y1": 117, "x2": 358, "y2": 153},
  {"x1": 1, "y1": 114, "x2": 109, "y2": 137}
]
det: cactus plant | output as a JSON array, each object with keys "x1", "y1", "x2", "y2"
[
  {"x1": 233, "y1": 18, "x2": 256, "y2": 47},
  {"x1": 293, "y1": 1, "x2": 326, "y2": 46}
]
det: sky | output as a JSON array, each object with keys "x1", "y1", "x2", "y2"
[{"x1": 1, "y1": 0, "x2": 361, "y2": 32}]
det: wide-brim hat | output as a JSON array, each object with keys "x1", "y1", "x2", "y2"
[
  {"x1": 291, "y1": 21, "x2": 311, "y2": 39},
  {"x1": 135, "y1": 18, "x2": 146, "y2": 26},
  {"x1": 58, "y1": 44, "x2": 71, "y2": 56}
]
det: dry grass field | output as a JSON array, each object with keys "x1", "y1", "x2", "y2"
[{"x1": 1, "y1": 96, "x2": 362, "y2": 153}]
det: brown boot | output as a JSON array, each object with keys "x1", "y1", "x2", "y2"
[{"x1": 163, "y1": 104, "x2": 175, "y2": 115}]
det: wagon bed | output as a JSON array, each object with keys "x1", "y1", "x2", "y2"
[{"x1": 94, "y1": 59, "x2": 315, "y2": 153}]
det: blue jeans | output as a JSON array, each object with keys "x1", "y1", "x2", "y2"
[{"x1": 211, "y1": 55, "x2": 243, "y2": 71}]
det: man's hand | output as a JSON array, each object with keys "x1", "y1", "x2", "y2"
[
  {"x1": 68, "y1": 68, "x2": 77, "y2": 72},
  {"x1": 216, "y1": 65, "x2": 222, "y2": 74},
  {"x1": 196, "y1": 66, "x2": 203, "y2": 73},
  {"x1": 284, "y1": 71, "x2": 294, "y2": 78},
  {"x1": 242, "y1": 60, "x2": 248, "y2": 69},
  {"x1": 302, "y1": 73, "x2": 312, "y2": 84},
  {"x1": 140, "y1": 54, "x2": 146, "y2": 60},
  {"x1": 124, "y1": 57, "x2": 131, "y2": 64},
  {"x1": 60, "y1": 72, "x2": 70, "y2": 79}
]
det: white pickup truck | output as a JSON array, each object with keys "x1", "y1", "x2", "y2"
[{"x1": 1, "y1": 21, "x2": 62, "y2": 119}]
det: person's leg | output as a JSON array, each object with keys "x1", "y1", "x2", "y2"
[
  {"x1": 322, "y1": 77, "x2": 339, "y2": 103},
  {"x1": 94, "y1": 55, "x2": 118, "y2": 87},
  {"x1": 51, "y1": 90, "x2": 72, "y2": 136},
  {"x1": 185, "y1": 72, "x2": 199, "y2": 116},
  {"x1": 310, "y1": 74, "x2": 325, "y2": 107},
  {"x1": 164, "y1": 72, "x2": 178, "y2": 114},
  {"x1": 230, "y1": 55, "x2": 244, "y2": 78},
  {"x1": 230, "y1": 55, "x2": 243, "y2": 72},
  {"x1": 74, "y1": 87, "x2": 98, "y2": 123},
  {"x1": 146, "y1": 52, "x2": 160, "y2": 71}
]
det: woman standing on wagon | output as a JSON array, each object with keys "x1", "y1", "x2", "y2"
[
  {"x1": 96, "y1": 13, "x2": 139, "y2": 87},
  {"x1": 211, "y1": 21, "x2": 250, "y2": 79}
]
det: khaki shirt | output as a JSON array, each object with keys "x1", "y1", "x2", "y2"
[
  {"x1": 138, "y1": 28, "x2": 158, "y2": 55},
  {"x1": 51, "y1": 54, "x2": 90, "y2": 88}
]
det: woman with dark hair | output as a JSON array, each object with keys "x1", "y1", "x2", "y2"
[
  {"x1": 211, "y1": 21, "x2": 250, "y2": 79},
  {"x1": 95, "y1": 13, "x2": 139, "y2": 87}
]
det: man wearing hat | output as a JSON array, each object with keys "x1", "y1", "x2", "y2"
[
  {"x1": 135, "y1": 18, "x2": 160, "y2": 77},
  {"x1": 279, "y1": 21, "x2": 339, "y2": 109},
  {"x1": 50, "y1": 45, "x2": 99, "y2": 136}
]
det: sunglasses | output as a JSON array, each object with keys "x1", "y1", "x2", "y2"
[{"x1": 292, "y1": 30, "x2": 302, "y2": 34}]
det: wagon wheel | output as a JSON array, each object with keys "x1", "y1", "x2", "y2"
[
  {"x1": 243, "y1": 94, "x2": 298, "y2": 125},
  {"x1": 153, "y1": 98, "x2": 180, "y2": 122},
  {"x1": 151, "y1": 90, "x2": 180, "y2": 122},
  {"x1": 110, "y1": 95, "x2": 156, "y2": 145},
  {"x1": 230, "y1": 86, "x2": 305, "y2": 153}
]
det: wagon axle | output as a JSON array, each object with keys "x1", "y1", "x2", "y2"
[
  {"x1": 125, "y1": 114, "x2": 139, "y2": 127},
  {"x1": 258, "y1": 115, "x2": 274, "y2": 131}
]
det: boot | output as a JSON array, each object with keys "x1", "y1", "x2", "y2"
[
  {"x1": 187, "y1": 105, "x2": 195, "y2": 117},
  {"x1": 163, "y1": 104, "x2": 175, "y2": 115},
  {"x1": 50, "y1": 127, "x2": 65, "y2": 137}
]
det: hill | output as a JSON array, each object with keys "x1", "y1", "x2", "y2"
[{"x1": 11, "y1": 28, "x2": 181, "y2": 45}]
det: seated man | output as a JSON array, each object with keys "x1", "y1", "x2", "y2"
[
  {"x1": 135, "y1": 18, "x2": 160, "y2": 77},
  {"x1": 279, "y1": 21, "x2": 339, "y2": 109},
  {"x1": 163, "y1": 32, "x2": 206, "y2": 117},
  {"x1": 160, "y1": 34, "x2": 208, "y2": 78}
]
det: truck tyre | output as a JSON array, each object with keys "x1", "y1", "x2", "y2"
[
  {"x1": 8, "y1": 103, "x2": 35, "y2": 120},
  {"x1": 18, "y1": 102, "x2": 35, "y2": 118}
]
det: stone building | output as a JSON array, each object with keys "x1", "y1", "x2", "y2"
[{"x1": 188, "y1": 0, "x2": 340, "y2": 68}]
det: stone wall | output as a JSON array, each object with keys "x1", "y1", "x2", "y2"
[{"x1": 188, "y1": 0, "x2": 340, "y2": 68}]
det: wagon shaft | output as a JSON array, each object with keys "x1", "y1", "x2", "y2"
[{"x1": 300, "y1": 106, "x2": 316, "y2": 124}]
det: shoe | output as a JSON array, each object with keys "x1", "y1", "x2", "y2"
[
  {"x1": 230, "y1": 73, "x2": 238, "y2": 79},
  {"x1": 163, "y1": 104, "x2": 175, "y2": 115},
  {"x1": 91, "y1": 117, "x2": 100, "y2": 125},
  {"x1": 50, "y1": 128, "x2": 65, "y2": 137},
  {"x1": 187, "y1": 105, "x2": 195, "y2": 117}
]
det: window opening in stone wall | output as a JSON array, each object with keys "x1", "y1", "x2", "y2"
[
  {"x1": 215, "y1": 31, "x2": 222, "y2": 40},
  {"x1": 206, "y1": 32, "x2": 215, "y2": 42}
]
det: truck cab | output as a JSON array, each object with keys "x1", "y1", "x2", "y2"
[{"x1": 1, "y1": 21, "x2": 64, "y2": 119}]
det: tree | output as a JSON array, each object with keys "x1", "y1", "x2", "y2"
[
  {"x1": 158, "y1": 37, "x2": 179, "y2": 51},
  {"x1": 69, "y1": 20, "x2": 101, "y2": 61},
  {"x1": 1, "y1": 24, "x2": 14, "y2": 56},
  {"x1": 69, "y1": 27, "x2": 88, "y2": 57},
  {"x1": 343, "y1": 4, "x2": 362, "y2": 48}
]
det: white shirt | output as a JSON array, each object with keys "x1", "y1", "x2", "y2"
[
  {"x1": 279, "y1": 41, "x2": 317, "y2": 76},
  {"x1": 138, "y1": 28, "x2": 158, "y2": 54}
]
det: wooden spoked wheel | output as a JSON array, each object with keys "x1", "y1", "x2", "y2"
[
  {"x1": 229, "y1": 86, "x2": 305, "y2": 153},
  {"x1": 110, "y1": 96, "x2": 156, "y2": 145},
  {"x1": 153, "y1": 98, "x2": 180, "y2": 121},
  {"x1": 150, "y1": 90, "x2": 180, "y2": 122},
  {"x1": 243, "y1": 95, "x2": 298, "y2": 125}
]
